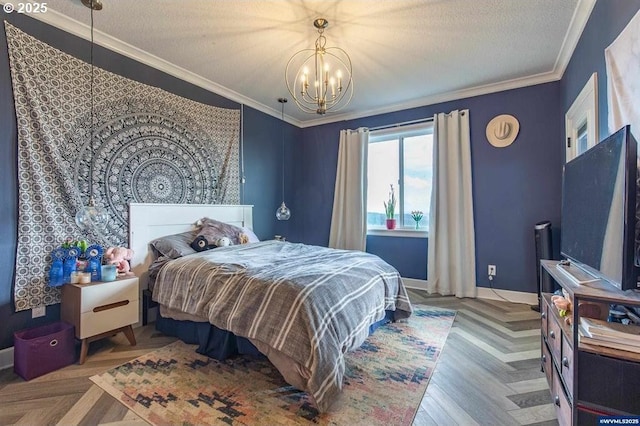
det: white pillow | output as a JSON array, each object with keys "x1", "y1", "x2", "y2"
[{"x1": 241, "y1": 227, "x2": 260, "y2": 243}]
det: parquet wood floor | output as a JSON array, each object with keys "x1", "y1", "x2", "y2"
[{"x1": 0, "y1": 291, "x2": 556, "y2": 425}]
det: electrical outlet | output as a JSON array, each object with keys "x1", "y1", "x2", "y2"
[
  {"x1": 32, "y1": 306, "x2": 45, "y2": 318},
  {"x1": 488, "y1": 265, "x2": 496, "y2": 276}
]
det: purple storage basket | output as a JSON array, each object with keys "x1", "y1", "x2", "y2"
[{"x1": 14, "y1": 321, "x2": 76, "y2": 380}]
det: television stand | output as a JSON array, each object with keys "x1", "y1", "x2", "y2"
[
  {"x1": 555, "y1": 261, "x2": 598, "y2": 285},
  {"x1": 540, "y1": 260, "x2": 640, "y2": 423}
]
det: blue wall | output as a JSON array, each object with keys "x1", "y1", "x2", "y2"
[
  {"x1": 0, "y1": 13, "x2": 294, "y2": 350},
  {"x1": 366, "y1": 236, "x2": 428, "y2": 280},
  {"x1": 241, "y1": 105, "x2": 300, "y2": 240},
  {"x1": 289, "y1": 84, "x2": 563, "y2": 292},
  {"x1": 560, "y1": 0, "x2": 640, "y2": 143}
]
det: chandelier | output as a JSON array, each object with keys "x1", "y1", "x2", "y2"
[
  {"x1": 75, "y1": 0, "x2": 109, "y2": 232},
  {"x1": 285, "y1": 18, "x2": 353, "y2": 115}
]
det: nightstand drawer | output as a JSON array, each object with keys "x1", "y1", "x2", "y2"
[
  {"x1": 78, "y1": 301, "x2": 138, "y2": 339},
  {"x1": 78, "y1": 277, "x2": 138, "y2": 313}
]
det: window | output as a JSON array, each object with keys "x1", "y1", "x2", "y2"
[
  {"x1": 367, "y1": 122, "x2": 434, "y2": 232},
  {"x1": 566, "y1": 72, "x2": 598, "y2": 161}
]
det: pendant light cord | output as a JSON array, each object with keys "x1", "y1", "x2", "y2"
[
  {"x1": 89, "y1": 4, "x2": 95, "y2": 204},
  {"x1": 280, "y1": 101, "x2": 285, "y2": 201}
]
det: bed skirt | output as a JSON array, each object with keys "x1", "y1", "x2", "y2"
[{"x1": 156, "y1": 310, "x2": 396, "y2": 361}]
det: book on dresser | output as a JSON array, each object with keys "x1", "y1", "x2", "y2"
[{"x1": 579, "y1": 317, "x2": 640, "y2": 353}]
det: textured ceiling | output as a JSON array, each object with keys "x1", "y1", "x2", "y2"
[{"x1": 11, "y1": 0, "x2": 594, "y2": 127}]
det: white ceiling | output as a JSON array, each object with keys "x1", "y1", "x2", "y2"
[{"x1": 14, "y1": 0, "x2": 595, "y2": 127}]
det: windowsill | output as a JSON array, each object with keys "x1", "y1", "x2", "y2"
[{"x1": 367, "y1": 228, "x2": 428, "y2": 238}]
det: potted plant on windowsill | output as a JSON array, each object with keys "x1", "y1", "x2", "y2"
[{"x1": 384, "y1": 184, "x2": 397, "y2": 230}]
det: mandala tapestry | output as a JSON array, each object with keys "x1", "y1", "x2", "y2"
[{"x1": 5, "y1": 22, "x2": 240, "y2": 311}]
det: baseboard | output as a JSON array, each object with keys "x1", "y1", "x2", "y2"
[
  {"x1": 0, "y1": 346, "x2": 14, "y2": 370},
  {"x1": 402, "y1": 277, "x2": 537, "y2": 305},
  {"x1": 476, "y1": 287, "x2": 538, "y2": 305},
  {"x1": 402, "y1": 277, "x2": 429, "y2": 290}
]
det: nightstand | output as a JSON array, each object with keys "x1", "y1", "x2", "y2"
[{"x1": 61, "y1": 276, "x2": 139, "y2": 364}]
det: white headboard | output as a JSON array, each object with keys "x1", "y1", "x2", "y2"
[{"x1": 128, "y1": 203, "x2": 253, "y2": 290}]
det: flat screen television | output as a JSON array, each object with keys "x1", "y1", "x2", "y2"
[{"x1": 560, "y1": 125, "x2": 639, "y2": 291}]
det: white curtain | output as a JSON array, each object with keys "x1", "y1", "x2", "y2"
[
  {"x1": 427, "y1": 110, "x2": 477, "y2": 297},
  {"x1": 329, "y1": 128, "x2": 369, "y2": 251}
]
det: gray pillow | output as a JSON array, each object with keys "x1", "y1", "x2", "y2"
[{"x1": 150, "y1": 230, "x2": 197, "y2": 259}]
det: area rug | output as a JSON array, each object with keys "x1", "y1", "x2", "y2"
[{"x1": 90, "y1": 305, "x2": 455, "y2": 425}]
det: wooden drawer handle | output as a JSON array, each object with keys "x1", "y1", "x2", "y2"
[
  {"x1": 554, "y1": 395, "x2": 560, "y2": 406},
  {"x1": 562, "y1": 356, "x2": 569, "y2": 367},
  {"x1": 549, "y1": 330, "x2": 555, "y2": 339},
  {"x1": 93, "y1": 300, "x2": 130, "y2": 313}
]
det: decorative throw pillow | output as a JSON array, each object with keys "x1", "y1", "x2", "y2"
[{"x1": 150, "y1": 230, "x2": 197, "y2": 259}]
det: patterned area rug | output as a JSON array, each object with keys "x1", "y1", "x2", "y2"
[{"x1": 90, "y1": 306, "x2": 455, "y2": 425}]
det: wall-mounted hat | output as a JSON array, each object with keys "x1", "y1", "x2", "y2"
[{"x1": 486, "y1": 114, "x2": 520, "y2": 147}]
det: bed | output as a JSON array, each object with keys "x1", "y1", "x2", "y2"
[{"x1": 128, "y1": 203, "x2": 413, "y2": 412}]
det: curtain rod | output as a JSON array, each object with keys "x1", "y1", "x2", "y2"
[{"x1": 368, "y1": 117, "x2": 433, "y2": 132}]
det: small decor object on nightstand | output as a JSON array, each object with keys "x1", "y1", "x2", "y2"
[
  {"x1": 48, "y1": 247, "x2": 66, "y2": 287},
  {"x1": 101, "y1": 264, "x2": 117, "y2": 281},
  {"x1": 84, "y1": 244, "x2": 103, "y2": 281},
  {"x1": 63, "y1": 246, "x2": 80, "y2": 283},
  {"x1": 411, "y1": 210, "x2": 424, "y2": 229},
  {"x1": 384, "y1": 184, "x2": 397, "y2": 230},
  {"x1": 104, "y1": 246, "x2": 135, "y2": 276}
]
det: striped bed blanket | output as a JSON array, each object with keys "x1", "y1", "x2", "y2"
[{"x1": 152, "y1": 240, "x2": 412, "y2": 412}]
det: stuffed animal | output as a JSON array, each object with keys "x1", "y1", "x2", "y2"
[
  {"x1": 552, "y1": 294, "x2": 571, "y2": 316},
  {"x1": 239, "y1": 233, "x2": 250, "y2": 244},
  {"x1": 551, "y1": 291, "x2": 573, "y2": 325},
  {"x1": 196, "y1": 218, "x2": 241, "y2": 242},
  {"x1": 215, "y1": 237, "x2": 232, "y2": 247},
  {"x1": 104, "y1": 246, "x2": 135, "y2": 276}
]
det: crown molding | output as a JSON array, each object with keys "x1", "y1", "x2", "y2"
[
  {"x1": 552, "y1": 0, "x2": 597, "y2": 76},
  {"x1": 16, "y1": 8, "x2": 299, "y2": 124},
  {"x1": 298, "y1": 70, "x2": 562, "y2": 128}
]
